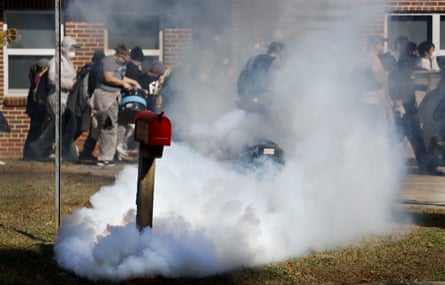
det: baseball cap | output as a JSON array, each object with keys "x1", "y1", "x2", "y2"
[{"x1": 130, "y1": 46, "x2": 144, "y2": 62}]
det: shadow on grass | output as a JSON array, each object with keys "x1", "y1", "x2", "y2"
[
  {"x1": 0, "y1": 224, "x2": 50, "y2": 243},
  {"x1": 408, "y1": 212, "x2": 445, "y2": 228},
  {"x1": 393, "y1": 207, "x2": 445, "y2": 229},
  {"x1": 0, "y1": 244, "x2": 87, "y2": 285},
  {"x1": 0, "y1": 243, "x2": 242, "y2": 285}
]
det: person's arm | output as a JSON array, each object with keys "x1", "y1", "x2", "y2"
[
  {"x1": 123, "y1": 76, "x2": 141, "y2": 88},
  {"x1": 159, "y1": 67, "x2": 172, "y2": 85},
  {"x1": 103, "y1": 71, "x2": 132, "y2": 90}
]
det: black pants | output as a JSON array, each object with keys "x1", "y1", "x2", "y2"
[
  {"x1": 30, "y1": 109, "x2": 80, "y2": 162},
  {"x1": 23, "y1": 111, "x2": 49, "y2": 160},
  {"x1": 398, "y1": 102, "x2": 438, "y2": 171}
]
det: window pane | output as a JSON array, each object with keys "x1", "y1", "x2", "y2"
[
  {"x1": 8, "y1": 56, "x2": 51, "y2": 89},
  {"x1": 107, "y1": 15, "x2": 160, "y2": 49},
  {"x1": 387, "y1": 15, "x2": 432, "y2": 49},
  {"x1": 5, "y1": 12, "x2": 55, "y2": 49},
  {"x1": 440, "y1": 16, "x2": 445, "y2": 48}
]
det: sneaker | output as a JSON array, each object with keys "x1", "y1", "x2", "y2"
[{"x1": 96, "y1": 160, "x2": 116, "y2": 167}]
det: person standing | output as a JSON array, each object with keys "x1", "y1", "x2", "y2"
[
  {"x1": 78, "y1": 50, "x2": 106, "y2": 161},
  {"x1": 388, "y1": 41, "x2": 443, "y2": 175},
  {"x1": 30, "y1": 36, "x2": 80, "y2": 161},
  {"x1": 0, "y1": 108, "x2": 11, "y2": 165},
  {"x1": 381, "y1": 35, "x2": 409, "y2": 72},
  {"x1": 237, "y1": 41, "x2": 285, "y2": 114},
  {"x1": 90, "y1": 44, "x2": 140, "y2": 166},
  {"x1": 115, "y1": 46, "x2": 145, "y2": 161},
  {"x1": 23, "y1": 58, "x2": 50, "y2": 160},
  {"x1": 362, "y1": 35, "x2": 394, "y2": 129},
  {"x1": 417, "y1": 41, "x2": 440, "y2": 71}
]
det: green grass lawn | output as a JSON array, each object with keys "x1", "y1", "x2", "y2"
[{"x1": 1, "y1": 160, "x2": 445, "y2": 285}]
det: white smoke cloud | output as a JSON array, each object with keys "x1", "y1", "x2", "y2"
[
  {"x1": 55, "y1": 0, "x2": 407, "y2": 281},
  {"x1": 54, "y1": 130, "x2": 403, "y2": 281}
]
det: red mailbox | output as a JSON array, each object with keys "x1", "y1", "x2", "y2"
[{"x1": 135, "y1": 110, "x2": 171, "y2": 146}]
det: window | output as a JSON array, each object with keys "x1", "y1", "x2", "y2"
[
  {"x1": 440, "y1": 16, "x2": 445, "y2": 48},
  {"x1": 385, "y1": 14, "x2": 443, "y2": 55},
  {"x1": 4, "y1": 11, "x2": 56, "y2": 95},
  {"x1": 105, "y1": 14, "x2": 162, "y2": 68},
  {"x1": 386, "y1": 15, "x2": 432, "y2": 47}
]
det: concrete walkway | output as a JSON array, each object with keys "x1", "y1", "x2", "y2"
[
  {"x1": 401, "y1": 166, "x2": 445, "y2": 211},
  {"x1": 60, "y1": 162, "x2": 445, "y2": 212}
]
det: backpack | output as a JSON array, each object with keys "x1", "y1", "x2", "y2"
[
  {"x1": 94, "y1": 59, "x2": 105, "y2": 86},
  {"x1": 66, "y1": 63, "x2": 92, "y2": 117},
  {"x1": 237, "y1": 54, "x2": 275, "y2": 98}
]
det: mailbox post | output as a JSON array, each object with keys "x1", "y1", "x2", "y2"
[{"x1": 134, "y1": 110, "x2": 171, "y2": 231}]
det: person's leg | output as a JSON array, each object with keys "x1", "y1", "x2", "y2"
[
  {"x1": 97, "y1": 100, "x2": 119, "y2": 164},
  {"x1": 23, "y1": 114, "x2": 46, "y2": 160},
  {"x1": 61, "y1": 109, "x2": 79, "y2": 163},
  {"x1": 79, "y1": 116, "x2": 99, "y2": 160},
  {"x1": 403, "y1": 111, "x2": 441, "y2": 173},
  {"x1": 30, "y1": 118, "x2": 55, "y2": 160},
  {"x1": 115, "y1": 124, "x2": 128, "y2": 160}
]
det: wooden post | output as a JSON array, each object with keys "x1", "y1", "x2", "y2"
[
  {"x1": 134, "y1": 110, "x2": 170, "y2": 231},
  {"x1": 136, "y1": 145, "x2": 161, "y2": 231}
]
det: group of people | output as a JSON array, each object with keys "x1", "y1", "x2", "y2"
[
  {"x1": 236, "y1": 35, "x2": 445, "y2": 176},
  {"x1": 17, "y1": 33, "x2": 445, "y2": 173},
  {"x1": 22, "y1": 36, "x2": 171, "y2": 166},
  {"x1": 364, "y1": 35, "x2": 445, "y2": 175}
]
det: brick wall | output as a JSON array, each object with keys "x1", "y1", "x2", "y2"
[
  {"x1": 66, "y1": 22, "x2": 106, "y2": 69},
  {"x1": 0, "y1": 22, "x2": 193, "y2": 159},
  {"x1": 387, "y1": 0, "x2": 445, "y2": 12},
  {"x1": 163, "y1": 29, "x2": 193, "y2": 68}
]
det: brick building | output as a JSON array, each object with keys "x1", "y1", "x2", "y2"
[{"x1": 0, "y1": 0, "x2": 444, "y2": 159}]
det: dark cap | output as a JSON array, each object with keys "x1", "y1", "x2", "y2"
[
  {"x1": 130, "y1": 46, "x2": 144, "y2": 62},
  {"x1": 267, "y1": 41, "x2": 285, "y2": 53}
]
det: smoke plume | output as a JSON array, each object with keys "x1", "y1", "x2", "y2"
[{"x1": 54, "y1": 0, "x2": 406, "y2": 281}]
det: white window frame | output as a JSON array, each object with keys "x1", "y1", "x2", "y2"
[
  {"x1": 3, "y1": 11, "x2": 60, "y2": 97},
  {"x1": 103, "y1": 30, "x2": 163, "y2": 61},
  {"x1": 385, "y1": 13, "x2": 444, "y2": 56}
]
